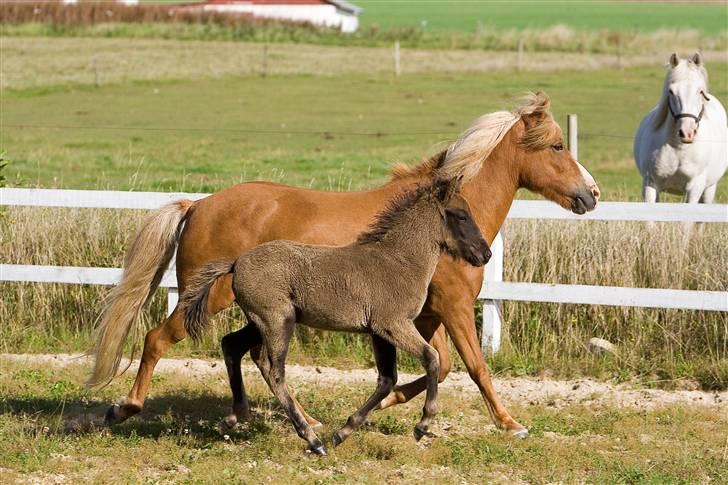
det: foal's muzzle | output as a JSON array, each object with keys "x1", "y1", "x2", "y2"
[{"x1": 464, "y1": 241, "x2": 491, "y2": 267}]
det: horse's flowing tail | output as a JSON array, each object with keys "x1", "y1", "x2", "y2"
[
  {"x1": 87, "y1": 199, "x2": 194, "y2": 388},
  {"x1": 179, "y1": 260, "x2": 236, "y2": 343}
]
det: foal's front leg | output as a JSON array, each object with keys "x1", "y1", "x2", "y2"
[{"x1": 332, "y1": 335, "x2": 397, "y2": 447}]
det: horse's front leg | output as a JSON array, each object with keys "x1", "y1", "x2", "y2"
[{"x1": 432, "y1": 291, "x2": 528, "y2": 438}]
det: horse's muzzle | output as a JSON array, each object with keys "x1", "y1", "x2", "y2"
[{"x1": 571, "y1": 190, "x2": 597, "y2": 215}]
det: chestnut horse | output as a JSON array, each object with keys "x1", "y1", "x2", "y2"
[{"x1": 90, "y1": 92, "x2": 600, "y2": 438}]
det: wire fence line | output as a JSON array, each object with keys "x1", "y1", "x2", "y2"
[{"x1": 4, "y1": 122, "x2": 727, "y2": 144}]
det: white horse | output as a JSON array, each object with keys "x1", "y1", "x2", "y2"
[{"x1": 634, "y1": 52, "x2": 727, "y2": 204}]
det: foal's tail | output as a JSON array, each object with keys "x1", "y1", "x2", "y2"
[
  {"x1": 87, "y1": 199, "x2": 194, "y2": 388},
  {"x1": 179, "y1": 260, "x2": 236, "y2": 343}
]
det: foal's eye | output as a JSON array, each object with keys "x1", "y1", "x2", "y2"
[{"x1": 552, "y1": 143, "x2": 564, "y2": 152}]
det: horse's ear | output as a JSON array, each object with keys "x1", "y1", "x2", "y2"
[
  {"x1": 691, "y1": 52, "x2": 703, "y2": 66},
  {"x1": 669, "y1": 53, "x2": 680, "y2": 67}
]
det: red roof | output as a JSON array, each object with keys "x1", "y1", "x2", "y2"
[{"x1": 207, "y1": 1, "x2": 332, "y2": 5}]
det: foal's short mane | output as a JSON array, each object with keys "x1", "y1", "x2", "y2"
[
  {"x1": 390, "y1": 92, "x2": 558, "y2": 182},
  {"x1": 357, "y1": 184, "x2": 431, "y2": 245}
]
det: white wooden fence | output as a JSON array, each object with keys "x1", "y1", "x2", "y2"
[{"x1": 1, "y1": 187, "x2": 727, "y2": 354}]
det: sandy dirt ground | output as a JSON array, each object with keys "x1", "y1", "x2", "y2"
[{"x1": 2, "y1": 353, "x2": 724, "y2": 410}]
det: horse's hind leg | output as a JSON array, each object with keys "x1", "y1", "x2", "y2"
[
  {"x1": 332, "y1": 335, "x2": 397, "y2": 447},
  {"x1": 106, "y1": 307, "x2": 188, "y2": 425},
  {"x1": 221, "y1": 324, "x2": 262, "y2": 428},
  {"x1": 106, "y1": 276, "x2": 234, "y2": 426},
  {"x1": 378, "y1": 320, "x2": 440, "y2": 441}
]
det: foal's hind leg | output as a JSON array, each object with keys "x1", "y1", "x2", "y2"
[
  {"x1": 249, "y1": 342, "x2": 322, "y2": 429},
  {"x1": 256, "y1": 312, "x2": 326, "y2": 455},
  {"x1": 378, "y1": 320, "x2": 440, "y2": 441},
  {"x1": 332, "y1": 335, "x2": 397, "y2": 447}
]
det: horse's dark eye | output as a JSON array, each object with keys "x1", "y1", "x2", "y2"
[{"x1": 552, "y1": 143, "x2": 564, "y2": 152}]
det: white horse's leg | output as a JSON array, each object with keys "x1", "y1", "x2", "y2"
[
  {"x1": 642, "y1": 179, "x2": 659, "y2": 203},
  {"x1": 699, "y1": 184, "x2": 717, "y2": 204},
  {"x1": 681, "y1": 184, "x2": 705, "y2": 236},
  {"x1": 642, "y1": 179, "x2": 659, "y2": 229}
]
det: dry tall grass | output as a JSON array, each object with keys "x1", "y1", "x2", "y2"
[
  {"x1": 3, "y1": 36, "x2": 726, "y2": 91},
  {"x1": 1, "y1": 205, "x2": 725, "y2": 388}
]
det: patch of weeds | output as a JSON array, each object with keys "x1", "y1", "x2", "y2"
[
  {"x1": 48, "y1": 380, "x2": 82, "y2": 399},
  {"x1": 12, "y1": 368, "x2": 48, "y2": 385},
  {"x1": 375, "y1": 414, "x2": 408, "y2": 436},
  {"x1": 445, "y1": 437, "x2": 519, "y2": 467},
  {"x1": 360, "y1": 440, "x2": 396, "y2": 460}
]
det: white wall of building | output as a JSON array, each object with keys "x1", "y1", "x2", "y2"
[{"x1": 203, "y1": 4, "x2": 359, "y2": 33}]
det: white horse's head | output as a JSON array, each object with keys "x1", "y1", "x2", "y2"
[{"x1": 657, "y1": 52, "x2": 710, "y2": 144}]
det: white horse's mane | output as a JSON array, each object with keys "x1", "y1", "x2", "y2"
[{"x1": 653, "y1": 57, "x2": 709, "y2": 129}]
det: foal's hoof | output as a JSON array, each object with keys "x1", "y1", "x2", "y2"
[
  {"x1": 413, "y1": 426, "x2": 434, "y2": 442},
  {"x1": 332, "y1": 431, "x2": 345, "y2": 448},
  {"x1": 104, "y1": 404, "x2": 124, "y2": 426},
  {"x1": 307, "y1": 444, "x2": 327, "y2": 456}
]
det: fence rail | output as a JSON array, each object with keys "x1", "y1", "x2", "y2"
[{"x1": 2, "y1": 187, "x2": 727, "y2": 353}]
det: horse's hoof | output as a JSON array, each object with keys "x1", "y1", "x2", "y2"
[
  {"x1": 332, "y1": 431, "x2": 344, "y2": 448},
  {"x1": 308, "y1": 444, "x2": 327, "y2": 456},
  {"x1": 104, "y1": 404, "x2": 122, "y2": 426},
  {"x1": 413, "y1": 426, "x2": 433, "y2": 442},
  {"x1": 223, "y1": 414, "x2": 238, "y2": 429},
  {"x1": 510, "y1": 427, "x2": 529, "y2": 439}
]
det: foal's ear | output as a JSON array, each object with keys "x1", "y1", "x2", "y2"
[
  {"x1": 433, "y1": 176, "x2": 463, "y2": 203},
  {"x1": 669, "y1": 53, "x2": 680, "y2": 67}
]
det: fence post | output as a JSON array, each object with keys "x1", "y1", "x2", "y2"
[
  {"x1": 481, "y1": 231, "x2": 504, "y2": 355},
  {"x1": 167, "y1": 288, "x2": 178, "y2": 316},
  {"x1": 262, "y1": 44, "x2": 268, "y2": 78},
  {"x1": 517, "y1": 38, "x2": 524, "y2": 71},
  {"x1": 394, "y1": 40, "x2": 401, "y2": 77},
  {"x1": 93, "y1": 57, "x2": 100, "y2": 88},
  {"x1": 567, "y1": 114, "x2": 578, "y2": 160},
  {"x1": 166, "y1": 252, "x2": 177, "y2": 316}
]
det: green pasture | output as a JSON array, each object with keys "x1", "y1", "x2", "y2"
[
  {"x1": 2, "y1": 63, "x2": 727, "y2": 201},
  {"x1": 356, "y1": 0, "x2": 728, "y2": 35}
]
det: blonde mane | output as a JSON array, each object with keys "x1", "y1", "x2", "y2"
[{"x1": 391, "y1": 92, "x2": 557, "y2": 182}]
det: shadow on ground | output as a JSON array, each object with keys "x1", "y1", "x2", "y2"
[{"x1": 0, "y1": 392, "x2": 289, "y2": 442}]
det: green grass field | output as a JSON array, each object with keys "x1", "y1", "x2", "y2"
[
  {"x1": 356, "y1": 0, "x2": 728, "y2": 35},
  {"x1": 3, "y1": 63, "x2": 727, "y2": 201}
]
